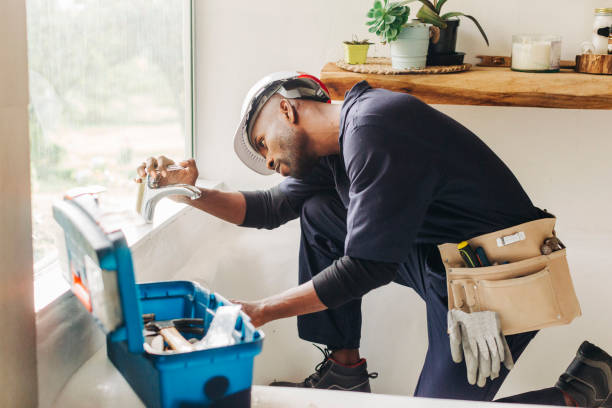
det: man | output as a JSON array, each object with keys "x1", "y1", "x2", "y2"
[{"x1": 137, "y1": 72, "x2": 612, "y2": 406}]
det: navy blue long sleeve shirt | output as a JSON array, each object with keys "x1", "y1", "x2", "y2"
[{"x1": 240, "y1": 81, "x2": 544, "y2": 309}]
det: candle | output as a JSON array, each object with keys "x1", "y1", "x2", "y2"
[
  {"x1": 511, "y1": 35, "x2": 561, "y2": 72},
  {"x1": 593, "y1": 8, "x2": 612, "y2": 54}
]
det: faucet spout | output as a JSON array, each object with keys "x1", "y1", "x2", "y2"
[{"x1": 140, "y1": 179, "x2": 201, "y2": 223}]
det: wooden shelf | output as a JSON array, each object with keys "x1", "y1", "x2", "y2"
[{"x1": 320, "y1": 62, "x2": 612, "y2": 109}]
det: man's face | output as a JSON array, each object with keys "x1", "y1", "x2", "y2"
[{"x1": 250, "y1": 97, "x2": 318, "y2": 179}]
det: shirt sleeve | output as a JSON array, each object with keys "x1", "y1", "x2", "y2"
[
  {"x1": 240, "y1": 186, "x2": 299, "y2": 229},
  {"x1": 312, "y1": 256, "x2": 399, "y2": 308},
  {"x1": 343, "y1": 124, "x2": 441, "y2": 262},
  {"x1": 239, "y1": 159, "x2": 336, "y2": 230}
]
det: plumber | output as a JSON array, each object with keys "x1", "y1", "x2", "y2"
[{"x1": 136, "y1": 72, "x2": 611, "y2": 407}]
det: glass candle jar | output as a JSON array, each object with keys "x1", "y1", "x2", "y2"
[
  {"x1": 593, "y1": 8, "x2": 612, "y2": 54},
  {"x1": 511, "y1": 35, "x2": 562, "y2": 72}
]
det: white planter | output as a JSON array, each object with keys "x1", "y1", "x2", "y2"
[{"x1": 390, "y1": 23, "x2": 430, "y2": 70}]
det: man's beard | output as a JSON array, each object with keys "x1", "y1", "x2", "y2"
[{"x1": 281, "y1": 128, "x2": 318, "y2": 179}]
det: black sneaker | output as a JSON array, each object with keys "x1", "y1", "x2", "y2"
[
  {"x1": 269, "y1": 345, "x2": 378, "y2": 392},
  {"x1": 555, "y1": 341, "x2": 612, "y2": 407}
]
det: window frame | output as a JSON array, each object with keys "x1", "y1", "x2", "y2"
[{"x1": 186, "y1": 0, "x2": 196, "y2": 159}]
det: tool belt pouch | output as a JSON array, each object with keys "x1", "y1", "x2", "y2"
[{"x1": 438, "y1": 217, "x2": 581, "y2": 335}]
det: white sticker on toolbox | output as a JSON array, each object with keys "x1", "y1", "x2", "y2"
[
  {"x1": 85, "y1": 254, "x2": 123, "y2": 331},
  {"x1": 496, "y1": 231, "x2": 526, "y2": 247}
]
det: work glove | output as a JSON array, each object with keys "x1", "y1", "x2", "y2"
[{"x1": 447, "y1": 309, "x2": 514, "y2": 387}]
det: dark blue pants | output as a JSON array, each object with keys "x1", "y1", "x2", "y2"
[{"x1": 296, "y1": 192, "x2": 565, "y2": 404}]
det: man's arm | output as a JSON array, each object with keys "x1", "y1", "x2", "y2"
[
  {"x1": 234, "y1": 257, "x2": 398, "y2": 327},
  {"x1": 138, "y1": 156, "x2": 332, "y2": 229},
  {"x1": 137, "y1": 156, "x2": 249, "y2": 225},
  {"x1": 173, "y1": 189, "x2": 247, "y2": 225},
  {"x1": 234, "y1": 281, "x2": 326, "y2": 328},
  {"x1": 175, "y1": 182, "x2": 303, "y2": 229}
]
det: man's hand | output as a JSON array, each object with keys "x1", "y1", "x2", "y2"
[
  {"x1": 135, "y1": 155, "x2": 199, "y2": 187},
  {"x1": 231, "y1": 300, "x2": 268, "y2": 328},
  {"x1": 447, "y1": 309, "x2": 514, "y2": 387},
  {"x1": 231, "y1": 281, "x2": 327, "y2": 328}
]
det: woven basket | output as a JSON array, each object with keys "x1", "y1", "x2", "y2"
[{"x1": 336, "y1": 57, "x2": 471, "y2": 75}]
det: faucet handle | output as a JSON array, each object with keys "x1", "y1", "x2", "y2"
[
  {"x1": 146, "y1": 173, "x2": 161, "y2": 189},
  {"x1": 146, "y1": 164, "x2": 187, "y2": 189}
]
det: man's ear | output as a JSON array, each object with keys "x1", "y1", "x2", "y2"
[{"x1": 279, "y1": 98, "x2": 297, "y2": 125}]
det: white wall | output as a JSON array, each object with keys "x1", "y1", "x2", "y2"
[
  {"x1": 0, "y1": 0, "x2": 38, "y2": 406},
  {"x1": 186, "y1": 0, "x2": 612, "y2": 398}
]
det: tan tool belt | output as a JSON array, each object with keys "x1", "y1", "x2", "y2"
[{"x1": 438, "y1": 217, "x2": 581, "y2": 335}]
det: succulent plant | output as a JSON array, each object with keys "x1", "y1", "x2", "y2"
[
  {"x1": 366, "y1": 0, "x2": 412, "y2": 43},
  {"x1": 343, "y1": 35, "x2": 374, "y2": 45}
]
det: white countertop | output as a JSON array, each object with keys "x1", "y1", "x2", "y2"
[{"x1": 52, "y1": 346, "x2": 552, "y2": 408}]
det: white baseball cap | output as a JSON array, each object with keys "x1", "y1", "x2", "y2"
[{"x1": 233, "y1": 71, "x2": 331, "y2": 175}]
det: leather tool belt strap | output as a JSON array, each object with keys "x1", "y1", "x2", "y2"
[{"x1": 438, "y1": 218, "x2": 581, "y2": 335}]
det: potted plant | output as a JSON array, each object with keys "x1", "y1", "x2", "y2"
[
  {"x1": 367, "y1": 0, "x2": 438, "y2": 70},
  {"x1": 343, "y1": 36, "x2": 374, "y2": 65},
  {"x1": 415, "y1": 0, "x2": 489, "y2": 65}
]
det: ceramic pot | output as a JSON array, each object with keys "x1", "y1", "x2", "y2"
[
  {"x1": 428, "y1": 19, "x2": 460, "y2": 55},
  {"x1": 390, "y1": 23, "x2": 430, "y2": 70},
  {"x1": 343, "y1": 43, "x2": 370, "y2": 65}
]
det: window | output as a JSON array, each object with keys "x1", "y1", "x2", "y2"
[{"x1": 26, "y1": 0, "x2": 193, "y2": 310}]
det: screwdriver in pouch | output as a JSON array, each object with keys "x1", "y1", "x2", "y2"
[
  {"x1": 475, "y1": 247, "x2": 491, "y2": 267},
  {"x1": 457, "y1": 241, "x2": 480, "y2": 268}
]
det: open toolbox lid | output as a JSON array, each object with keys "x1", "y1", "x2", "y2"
[{"x1": 53, "y1": 189, "x2": 145, "y2": 353}]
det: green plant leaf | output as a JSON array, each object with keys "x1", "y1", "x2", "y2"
[
  {"x1": 441, "y1": 12, "x2": 489, "y2": 45},
  {"x1": 367, "y1": 0, "x2": 415, "y2": 42},
  {"x1": 396, "y1": 0, "x2": 425, "y2": 8},
  {"x1": 416, "y1": 5, "x2": 447, "y2": 28},
  {"x1": 435, "y1": 0, "x2": 448, "y2": 13},
  {"x1": 440, "y1": 11, "x2": 461, "y2": 18},
  {"x1": 418, "y1": 0, "x2": 437, "y2": 12}
]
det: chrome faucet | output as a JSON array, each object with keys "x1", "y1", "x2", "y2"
[{"x1": 140, "y1": 174, "x2": 201, "y2": 223}]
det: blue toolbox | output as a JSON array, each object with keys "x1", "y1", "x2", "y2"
[{"x1": 53, "y1": 191, "x2": 264, "y2": 408}]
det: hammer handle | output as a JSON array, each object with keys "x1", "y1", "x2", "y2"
[{"x1": 160, "y1": 327, "x2": 194, "y2": 352}]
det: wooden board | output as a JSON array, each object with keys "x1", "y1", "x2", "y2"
[
  {"x1": 575, "y1": 54, "x2": 612, "y2": 75},
  {"x1": 320, "y1": 62, "x2": 612, "y2": 109},
  {"x1": 476, "y1": 55, "x2": 576, "y2": 69}
]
